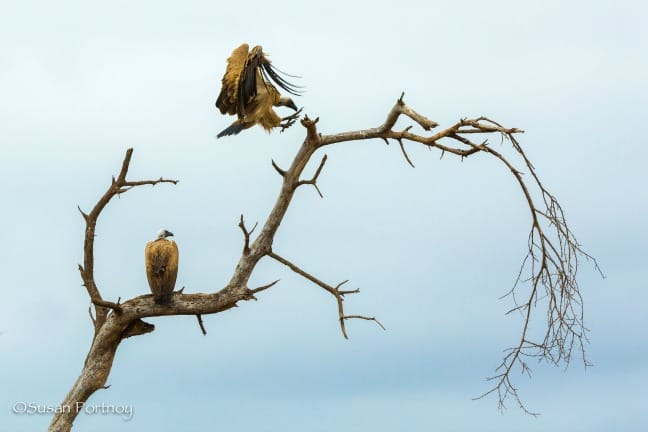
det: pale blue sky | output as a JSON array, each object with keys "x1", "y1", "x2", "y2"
[{"x1": 1, "y1": 0, "x2": 647, "y2": 430}]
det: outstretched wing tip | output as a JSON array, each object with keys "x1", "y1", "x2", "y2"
[{"x1": 260, "y1": 62, "x2": 303, "y2": 96}]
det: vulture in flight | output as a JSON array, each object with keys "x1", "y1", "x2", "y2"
[
  {"x1": 145, "y1": 229, "x2": 179, "y2": 304},
  {"x1": 215, "y1": 43, "x2": 302, "y2": 138}
]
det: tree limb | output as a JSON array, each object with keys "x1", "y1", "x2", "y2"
[
  {"x1": 52, "y1": 96, "x2": 599, "y2": 431},
  {"x1": 77, "y1": 148, "x2": 177, "y2": 336},
  {"x1": 268, "y1": 251, "x2": 365, "y2": 339},
  {"x1": 315, "y1": 97, "x2": 597, "y2": 413}
]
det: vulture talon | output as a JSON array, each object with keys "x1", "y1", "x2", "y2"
[
  {"x1": 279, "y1": 119, "x2": 296, "y2": 133},
  {"x1": 215, "y1": 43, "x2": 303, "y2": 139},
  {"x1": 280, "y1": 108, "x2": 304, "y2": 132},
  {"x1": 279, "y1": 107, "x2": 303, "y2": 132}
]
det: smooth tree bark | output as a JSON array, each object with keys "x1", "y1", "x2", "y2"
[{"x1": 48, "y1": 95, "x2": 599, "y2": 431}]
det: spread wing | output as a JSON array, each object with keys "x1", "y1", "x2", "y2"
[
  {"x1": 237, "y1": 46, "x2": 303, "y2": 117},
  {"x1": 145, "y1": 240, "x2": 179, "y2": 303},
  {"x1": 215, "y1": 43, "x2": 250, "y2": 116},
  {"x1": 216, "y1": 43, "x2": 302, "y2": 118}
]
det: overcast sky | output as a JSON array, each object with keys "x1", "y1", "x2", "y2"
[{"x1": 1, "y1": 0, "x2": 647, "y2": 431}]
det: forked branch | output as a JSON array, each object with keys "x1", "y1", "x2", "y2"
[
  {"x1": 296, "y1": 154, "x2": 327, "y2": 197},
  {"x1": 77, "y1": 148, "x2": 177, "y2": 335},
  {"x1": 268, "y1": 251, "x2": 380, "y2": 339},
  {"x1": 238, "y1": 214, "x2": 258, "y2": 255}
]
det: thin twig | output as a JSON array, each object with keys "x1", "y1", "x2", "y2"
[
  {"x1": 271, "y1": 159, "x2": 286, "y2": 177},
  {"x1": 92, "y1": 298, "x2": 122, "y2": 315},
  {"x1": 343, "y1": 315, "x2": 386, "y2": 330},
  {"x1": 250, "y1": 279, "x2": 280, "y2": 295},
  {"x1": 238, "y1": 215, "x2": 258, "y2": 255},
  {"x1": 196, "y1": 314, "x2": 207, "y2": 335},
  {"x1": 296, "y1": 154, "x2": 328, "y2": 197}
]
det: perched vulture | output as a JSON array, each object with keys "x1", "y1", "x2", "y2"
[
  {"x1": 215, "y1": 43, "x2": 302, "y2": 138},
  {"x1": 145, "y1": 229, "x2": 179, "y2": 304}
]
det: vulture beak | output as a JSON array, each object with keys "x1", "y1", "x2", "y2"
[
  {"x1": 278, "y1": 97, "x2": 298, "y2": 111},
  {"x1": 165, "y1": 230, "x2": 174, "y2": 237}
]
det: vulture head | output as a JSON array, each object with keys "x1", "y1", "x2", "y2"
[
  {"x1": 277, "y1": 96, "x2": 298, "y2": 111},
  {"x1": 157, "y1": 229, "x2": 174, "y2": 239}
]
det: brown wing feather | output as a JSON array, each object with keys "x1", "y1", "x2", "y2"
[
  {"x1": 246, "y1": 70, "x2": 281, "y2": 131},
  {"x1": 237, "y1": 45, "x2": 264, "y2": 116},
  {"x1": 145, "y1": 239, "x2": 179, "y2": 303},
  {"x1": 215, "y1": 43, "x2": 250, "y2": 115},
  {"x1": 238, "y1": 46, "x2": 301, "y2": 117}
]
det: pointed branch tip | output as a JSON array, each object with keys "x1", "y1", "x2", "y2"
[
  {"x1": 398, "y1": 139, "x2": 415, "y2": 168},
  {"x1": 344, "y1": 315, "x2": 386, "y2": 331},
  {"x1": 271, "y1": 159, "x2": 286, "y2": 177},
  {"x1": 296, "y1": 154, "x2": 328, "y2": 197},
  {"x1": 250, "y1": 279, "x2": 280, "y2": 294},
  {"x1": 196, "y1": 314, "x2": 207, "y2": 335},
  {"x1": 77, "y1": 205, "x2": 89, "y2": 220},
  {"x1": 238, "y1": 215, "x2": 256, "y2": 254}
]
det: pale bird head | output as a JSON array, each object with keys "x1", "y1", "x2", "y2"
[
  {"x1": 156, "y1": 229, "x2": 174, "y2": 239},
  {"x1": 278, "y1": 97, "x2": 298, "y2": 111}
]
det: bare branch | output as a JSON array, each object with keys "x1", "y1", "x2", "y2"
[
  {"x1": 466, "y1": 130, "x2": 601, "y2": 412},
  {"x1": 92, "y1": 298, "x2": 122, "y2": 315},
  {"x1": 398, "y1": 98, "x2": 439, "y2": 130},
  {"x1": 296, "y1": 154, "x2": 328, "y2": 197},
  {"x1": 271, "y1": 159, "x2": 286, "y2": 177},
  {"x1": 343, "y1": 315, "x2": 386, "y2": 331},
  {"x1": 238, "y1": 215, "x2": 258, "y2": 255},
  {"x1": 309, "y1": 95, "x2": 595, "y2": 413},
  {"x1": 398, "y1": 137, "x2": 415, "y2": 167},
  {"x1": 77, "y1": 205, "x2": 89, "y2": 221},
  {"x1": 78, "y1": 148, "x2": 177, "y2": 335},
  {"x1": 268, "y1": 251, "x2": 377, "y2": 339},
  {"x1": 301, "y1": 115, "x2": 321, "y2": 143},
  {"x1": 123, "y1": 177, "x2": 179, "y2": 187},
  {"x1": 196, "y1": 314, "x2": 207, "y2": 335},
  {"x1": 338, "y1": 288, "x2": 360, "y2": 296},
  {"x1": 249, "y1": 279, "x2": 280, "y2": 295},
  {"x1": 87, "y1": 306, "x2": 95, "y2": 326},
  {"x1": 268, "y1": 251, "x2": 338, "y2": 296}
]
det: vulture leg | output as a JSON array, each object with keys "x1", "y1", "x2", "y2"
[{"x1": 279, "y1": 108, "x2": 303, "y2": 133}]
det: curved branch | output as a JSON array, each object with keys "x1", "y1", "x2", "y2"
[
  {"x1": 300, "y1": 96, "x2": 597, "y2": 413},
  {"x1": 267, "y1": 251, "x2": 368, "y2": 339},
  {"x1": 77, "y1": 148, "x2": 177, "y2": 335},
  {"x1": 54, "y1": 95, "x2": 598, "y2": 431}
]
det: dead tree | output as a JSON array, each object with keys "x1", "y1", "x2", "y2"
[{"x1": 49, "y1": 94, "x2": 599, "y2": 431}]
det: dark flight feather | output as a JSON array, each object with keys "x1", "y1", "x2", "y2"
[
  {"x1": 259, "y1": 61, "x2": 302, "y2": 96},
  {"x1": 216, "y1": 120, "x2": 246, "y2": 138}
]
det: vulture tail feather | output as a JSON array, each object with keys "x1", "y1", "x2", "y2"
[{"x1": 217, "y1": 121, "x2": 246, "y2": 138}]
